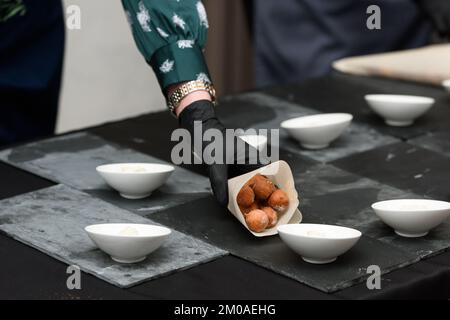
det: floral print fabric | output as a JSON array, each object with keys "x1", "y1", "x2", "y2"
[{"x1": 122, "y1": 0, "x2": 212, "y2": 92}]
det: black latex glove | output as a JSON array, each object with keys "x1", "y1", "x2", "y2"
[
  {"x1": 179, "y1": 100, "x2": 268, "y2": 207},
  {"x1": 417, "y1": 0, "x2": 450, "y2": 37}
]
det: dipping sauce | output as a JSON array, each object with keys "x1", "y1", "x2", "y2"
[
  {"x1": 119, "y1": 226, "x2": 140, "y2": 236},
  {"x1": 306, "y1": 230, "x2": 328, "y2": 238},
  {"x1": 119, "y1": 165, "x2": 147, "y2": 173}
]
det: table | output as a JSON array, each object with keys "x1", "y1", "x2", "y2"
[{"x1": 1, "y1": 73, "x2": 450, "y2": 299}]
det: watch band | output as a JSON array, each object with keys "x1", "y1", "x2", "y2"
[{"x1": 167, "y1": 80, "x2": 216, "y2": 116}]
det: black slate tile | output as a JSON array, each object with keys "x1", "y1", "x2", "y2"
[
  {"x1": 332, "y1": 142, "x2": 450, "y2": 201},
  {"x1": 335, "y1": 250, "x2": 450, "y2": 300},
  {"x1": 216, "y1": 95, "x2": 277, "y2": 129},
  {"x1": 90, "y1": 111, "x2": 178, "y2": 167},
  {"x1": 90, "y1": 99, "x2": 278, "y2": 178},
  {"x1": 90, "y1": 96, "x2": 276, "y2": 171},
  {"x1": 263, "y1": 73, "x2": 450, "y2": 140},
  {"x1": 357, "y1": 220, "x2": 450, "y2": 260},
  {"x1": 230, "y1": 92, "x2": 398, "y2": 163},
  {"x1": 0, "y1": 133, "x2": 211, "y2": 215},
  {"x1": 409, "y1": 131, "x2": 450, "y2": 159},
  {"x1": 0, "y1": 185, "x2": 226, "y2": 288},
  {"x1": 278, "y1": 148, "x2": 319, "y2": 174},
  {"x1": 149, "y1": 196, "x2": 417, "y2": 293},
  {"x1": 290, "y1": 163, "x2": 450, "y2": 270},
  {"x1": 90, "y1": 96, "x2": 274, "y2": 146},
  {"x1": 91, "y1": 89, "x2": 397, "y2": 165},
  {"x1": 294, "y1": 164, "x2": 418, "y2": 227}
]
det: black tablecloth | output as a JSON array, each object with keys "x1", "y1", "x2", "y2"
[{"x1": 1, "y1": 73, "x2": 450, "y2": 299}]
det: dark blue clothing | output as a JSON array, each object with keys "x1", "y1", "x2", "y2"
[
  {"x1": 254, "y1": 0, "x2": 433, "y2": 87},
  {"x1": 0, "y1": 0, "x2": 64, "y2": 146}
]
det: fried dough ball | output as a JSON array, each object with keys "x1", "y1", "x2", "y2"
[
  {"x1": 261, "y1": 206, "x2": 278, "y2": 228},
  {"x1": 239, "y1": 202, "x2": 259, "y2": 215},
  {"x1": 245, "y1": 174, "x2": 268, "y2": 188},
  {"x1": 237, "y1": 185, "x2": 255, "y2": 207},
  {"x1": 253, "y1": 178, "x2": 276, "y2": 201},
  {"x1": 268, "y1": 189, "x2": 289, "y2": 212},
  {"x1": 245, "y1": 209, "x2": 269, "y2": 233}
]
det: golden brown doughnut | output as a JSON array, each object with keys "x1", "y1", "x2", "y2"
[
  {"x1": 268, "y1": 189, "x2": 289, "y2": 212},
  {"x1": 261, "y1": 206, "x2": 278, "y2": 228},
  {"x1": 239, "y1": 202, "x2": 259, "y2": 215},
  {"x1": 253, "y1": 178, "x2": 276, "y2": 201},
  {"x1": 237, "y1": 185, "x2": 255, "y2": 207},
  {"x1": 245, "y1": 174, "x2": 268, "y2": 188},
  {"x1": 245, "y1": 209, "x2": 269, "y2": 232}
]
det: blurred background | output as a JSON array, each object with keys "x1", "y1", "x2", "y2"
[
  {"x1": 58, "y1": 0, "x2": 253, "y2": 133},
  {"x1": 58, "y1": 0, "x2": 164, "y2": 133},
  {"x1": 1, "y1": 0, "x2": 449, "y2": 141}
]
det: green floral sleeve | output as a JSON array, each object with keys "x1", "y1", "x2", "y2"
[{"x1": 122, "y1": 0, "x2": 212, "y2": 92}]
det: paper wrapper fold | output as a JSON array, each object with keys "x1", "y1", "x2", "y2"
[{"x1": 227, "y1": 161, "x2": 302, "y2": 237}]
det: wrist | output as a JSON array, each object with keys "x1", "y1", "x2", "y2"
[
  {"x1": 178, "y1": 99, "x2": 220, "y2": 131},
  {"x1": 168, "y1": 83, "x2": 212, "y2": 117},
  {"x1": 166, "y1": 81, "x2": 215, "y2": 117}
]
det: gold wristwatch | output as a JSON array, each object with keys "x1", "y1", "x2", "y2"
[{"x1": 167, "y1": 80, "x2": 216, "y2": 116}]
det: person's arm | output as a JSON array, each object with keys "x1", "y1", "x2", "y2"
[
  {"x1": 123, "y1": 1, "x2": 266, "y2": 207},
  {"x1": 167, "y1": 82, "x2": 211, "y2": 117},
  {"x1": 121, "y1": 0, "x2": 213, "y2": 113}
]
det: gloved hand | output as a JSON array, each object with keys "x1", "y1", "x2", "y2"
[
  {"x1": 417, "y1": 0, "x2": 450, "y2": 37},
  {"x1": 179, "y1": 100, "x2": 268, "y2": 207}
]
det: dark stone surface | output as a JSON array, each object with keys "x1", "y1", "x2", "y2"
[
  {"x1": 217, "y1": 94, "x2": 278, "y2": 129},
  {"x1": 409, "y1": 131, "x2": 450, "y2": 159},
  {"x1": 295, "y1": 164, "x2": 418, "y2": 227},
  {"x1": 138, "y1": 161, "x2": 447, "y2": 293},
  {"x1": 358, "y1": 220, "x2": 450, "y2": 259},
  {"x1": 90, "y1": 111, "x2": 178, "y2": 169},
  {"x1": 335, "y1": 251, "x2": 450, "y2": 300},
  {"x1": 263, "y1": 73, "x2": 450, "y2": 140},
  {"x1": 332, "y1": 142, "x2": 450, "y2": 201},
  {"x1": 228, "y1": 92, "x2": 398, "y2": 163},
  {"x1": 149, "y1": 196, "x2": 417, "y2": 293},
  {"x1": 278, "y1": 148, "x2": 319, "y2": 174},
  {"x1": 0, "y1": 185, "x2": 226, "y2": 288},
  {"x1": 89, "y1": 98, "x2": 276, "y2": 178},
  {"x1": 0, "y1": 132, "x2": 211, "y2": 215},
  {"x1": 296, "y1": 164, "x2": 450, "y2": 261},
  {"x1": 1, "y1": 74, "x2": 450, "y2": 298}
]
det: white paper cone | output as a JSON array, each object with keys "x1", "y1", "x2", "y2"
[{"x1": 227, "y1": 160, "x2": 302, "y2": 237}]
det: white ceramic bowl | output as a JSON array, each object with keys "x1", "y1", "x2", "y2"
[
  {"x1": 277, "y1": 224, "x2": 361, "y2": 264},
  {"x1": 372, "y1": 199, "x2": 450, "y2": 238},
  {"x1": 85, "y1": 223, "x2": 171, "y2": 263},
  {"x1": 281, "y1": 113, "x2": 353, "y2": 150},
  {"x1": 96, "y1": 163, "x2": 174, "y2": 199},
  {"x1": 365, "y1": 94, "x2": 435, "y2": 127},
  {"x1": 443, "y1": 80, "x2": 450, "y2": 93}
]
